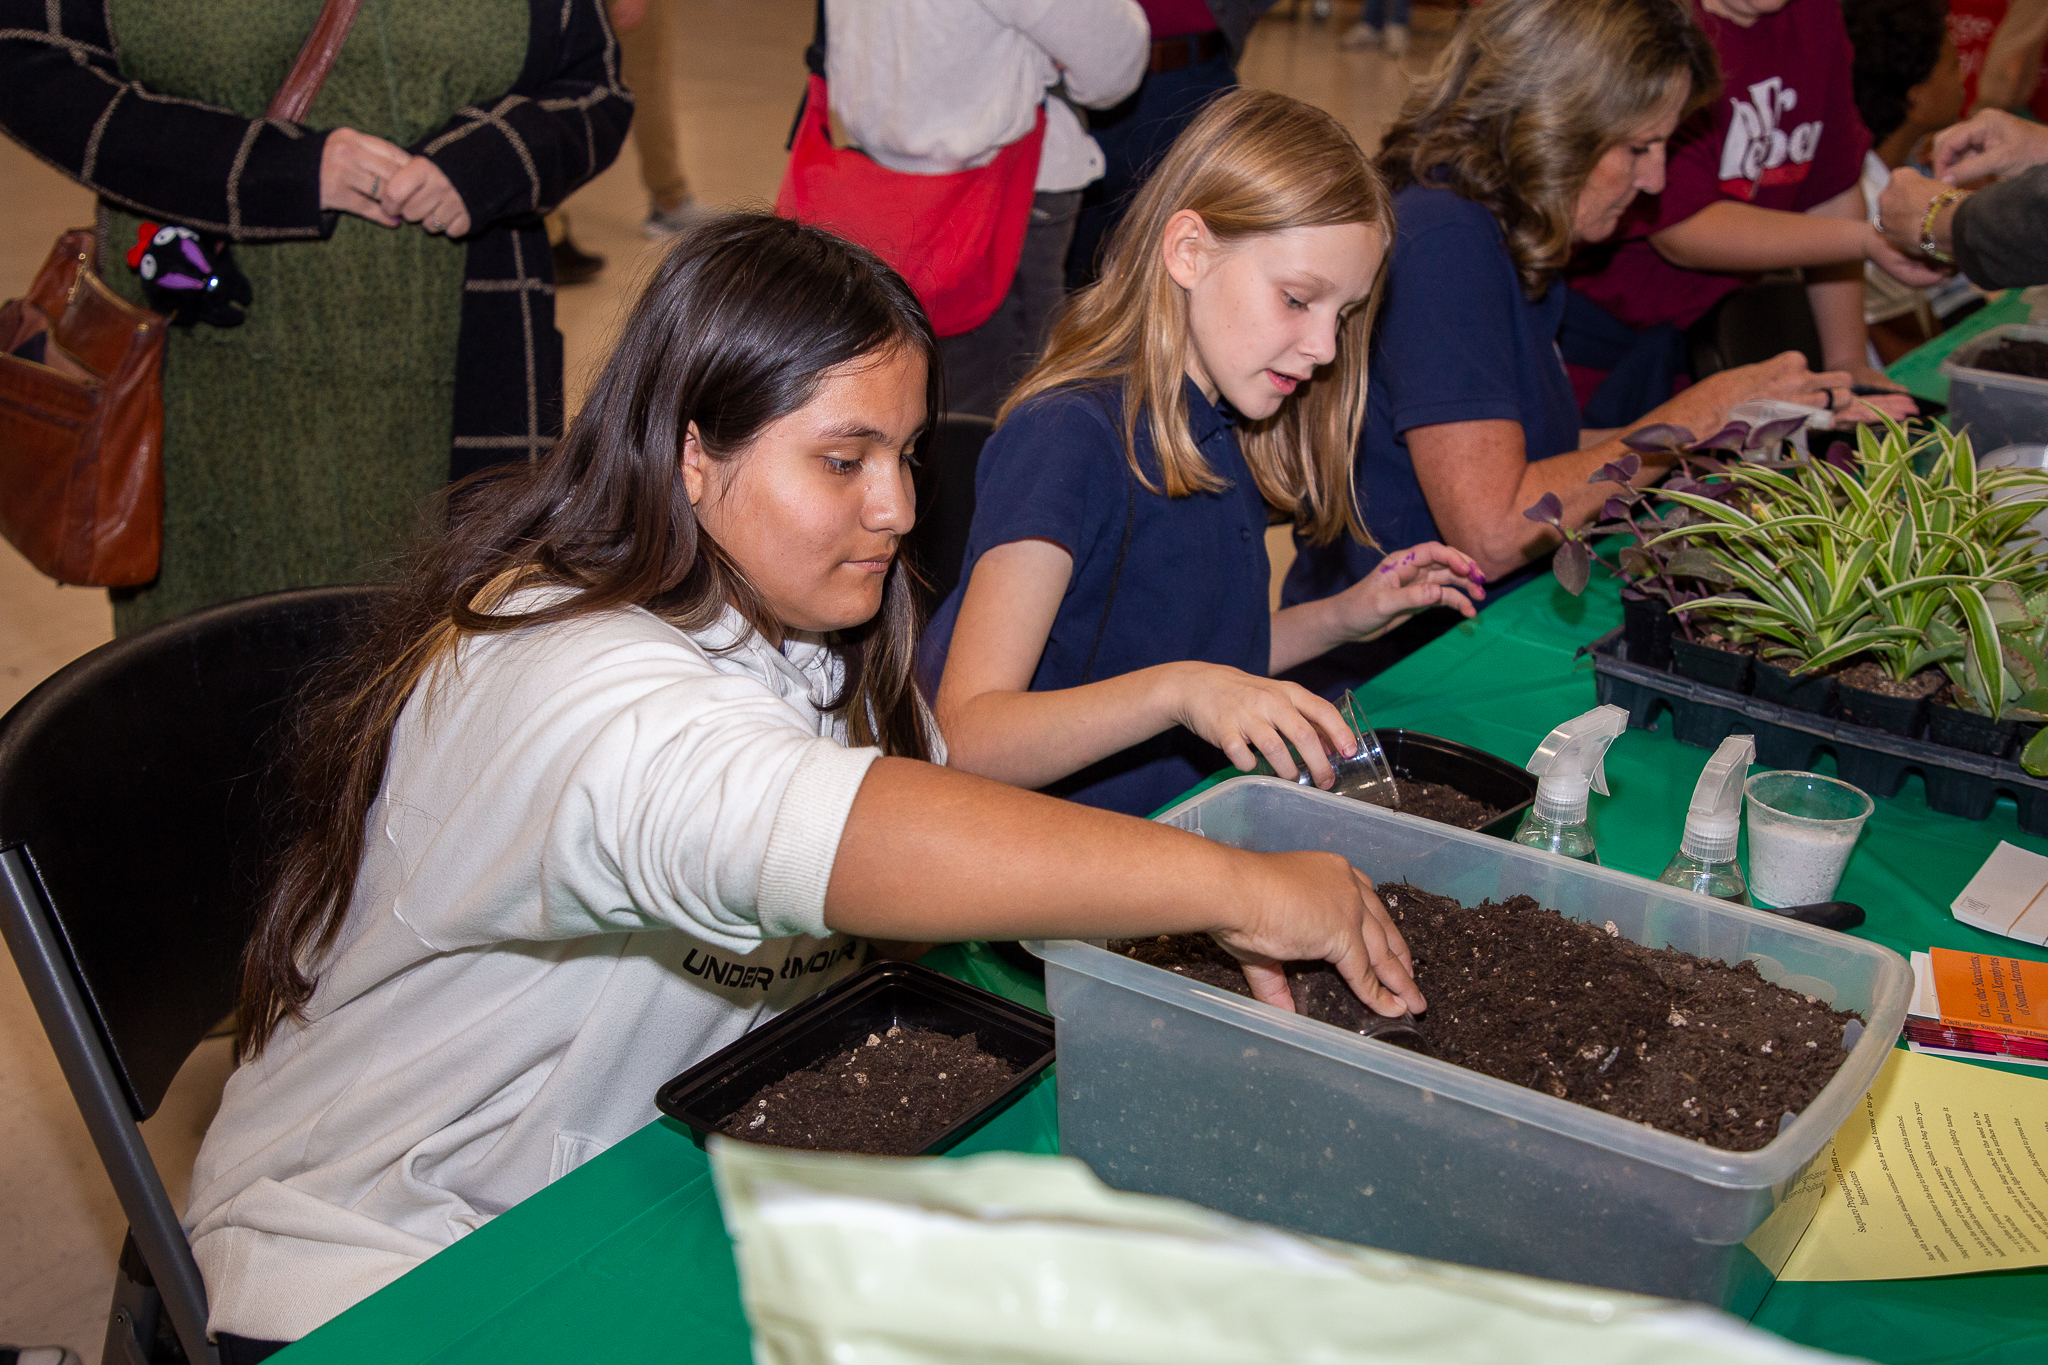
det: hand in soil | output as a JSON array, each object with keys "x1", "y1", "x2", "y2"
[
  {"x1": 1114, "y1": 884, "x2": 1859, "y2": 1154},
  {"x1": 720, "y1": 1026, "x2": 1015, "y2": 1155},
  {"x1": 1214, "y1": 852, "x2": 1425, "y2": 1019}
]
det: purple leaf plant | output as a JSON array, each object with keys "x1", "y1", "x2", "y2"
[{"x1": 1520, "y1": 416, "x2": 1801, "y2": 625}]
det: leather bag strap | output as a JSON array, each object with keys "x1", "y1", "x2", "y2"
[{"x1": 266, "y1": 0, "x2": 365, "y2": 122}]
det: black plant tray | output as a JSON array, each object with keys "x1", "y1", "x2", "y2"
[
  {"x1": 1377, "y1": 728, "x2": 1537, "y2": 840},
  {"x1": 656, "y1": 959, "x2": 1055, "y2": 1155},
  {"x1": 1589, "y1": 628, "x2": 2048, "y2": 834}
]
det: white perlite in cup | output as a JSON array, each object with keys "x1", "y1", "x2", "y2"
[{"x1": 1743, "y1": 771, "x2": 1874, "y2": 908}]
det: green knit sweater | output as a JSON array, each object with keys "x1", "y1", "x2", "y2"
[{"x1": 104, "y1": 0, "x2": 524, "y2": 632}]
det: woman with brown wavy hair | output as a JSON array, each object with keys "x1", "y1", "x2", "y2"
[
  {"x1": 179, "y1": 213, "x2": 1422, "y2": 1357},
  {"x1": 1280, "y1": 0, "x2": 1858, "y2": 696}
]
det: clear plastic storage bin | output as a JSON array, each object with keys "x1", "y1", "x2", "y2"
[
  {"x1": 1940, "y1": 323, "x2": 2048, "y2": 452},
  {"x1": 1028, "y1": 777, "x2": 1911, "y2": 1314}
]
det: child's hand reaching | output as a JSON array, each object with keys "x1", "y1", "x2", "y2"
[
  {"x1": 1164, "y1": 665, "x2": 1360, "y2": 789},
  {"x1": 1330, "y1": 542, "x2": 1486, "y2": 644}
]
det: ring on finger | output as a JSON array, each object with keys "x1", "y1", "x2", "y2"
[
  {"x1": 427, "y1": 218, "x2": 442, "y2": 233},
  {"x1": 370, "y1": 173, "x2": 381, "y2": 199}
]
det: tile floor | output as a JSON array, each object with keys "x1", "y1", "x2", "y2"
[{"x1": 0, "y1": 2, "x2": 1446, "y2": 1354}]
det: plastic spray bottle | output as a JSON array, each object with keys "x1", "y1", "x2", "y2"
[
  {"x1": 1511, "y1": 704, "x2": 1629, "y2": 863},
  {"x1": 1657, "y1": 734, "x2": 1754, "y2": 903}
]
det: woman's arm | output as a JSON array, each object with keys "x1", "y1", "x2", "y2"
[
  {"x1": 1407, "y1": 353, "x2": 1848, "y2": 581},
  {"x1": 1952, "y1": 167, "x2": 2048, "y2": 289},
  {"x1": 0, "y1": 0, "x2": 331, "y2": 237},
  {"x1": 825, "y1": 756, "x2": 1426, "y2": 1016},
  {"x1": 412, "y1": 0, "x2": 633, "y2": 231},
  {"x1": 935, "y1": 538, "x2": 1359, "y2": 790}
]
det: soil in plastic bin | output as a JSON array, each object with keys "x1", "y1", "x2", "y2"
[
  {"x1": 720, "y1": 1025, "x2": 1015, "y2": 1154},
  {"x1": 1113, "y1": 885, "x2": 1858, "y2": 1153},
  {"x1": 1971, "y1": 338, "x2": 2048, "y2": 380},
  {"x1": 1359, "y1": 779, "x2": 1503, "y2": 830},
  {"x1": 1837, "y1": 661, "x2": 1942, "y2": 699}
]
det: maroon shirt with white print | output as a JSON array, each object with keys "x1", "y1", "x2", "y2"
[{"x1": 1566, "y1": 0, "x2": 1872, "y2": 333}]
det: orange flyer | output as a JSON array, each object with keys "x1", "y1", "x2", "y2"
[{"x1": 1930, "y1": 947, "x2": 2048, "y2": 1042}]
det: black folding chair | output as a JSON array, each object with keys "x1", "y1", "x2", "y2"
[
  {"x1": 0, "y1": 586, "x2": 384, "y2": 1365},
  {"x1": 906, "y1": 412, "x2": 996, "y2": 614}
]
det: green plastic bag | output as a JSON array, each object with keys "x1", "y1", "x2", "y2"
[{"x1": 711, "y1": 1138, "x2": 1865, "y2": 1365}]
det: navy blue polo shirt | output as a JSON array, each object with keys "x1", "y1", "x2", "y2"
[
  {"x1": 922, "y1": 379, "x2": 1271, "y2": 817},
  {"x1": 1282, "y1": 183, "x2": 1581, "y2": 607}
]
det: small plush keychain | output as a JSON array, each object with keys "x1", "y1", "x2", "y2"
[{"x1": 126, "y1": 223, "x2": 253, "y2": 328}]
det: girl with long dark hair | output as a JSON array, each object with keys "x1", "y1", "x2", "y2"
[{"x1": 181, "y1": 214, "x2": 1422, "y2": 1356}]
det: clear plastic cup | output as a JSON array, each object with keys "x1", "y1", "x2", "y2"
[
  {"x1": 1271, "y1": 694, "x2": 1400, "y2": 809},
  {"x1": 1743, "y1": 771, "x2": 1873, "y2": 909}
]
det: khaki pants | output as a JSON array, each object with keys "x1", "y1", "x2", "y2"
[{"x1": 618, "y1": 0, "x2": 690, "y2": 210}]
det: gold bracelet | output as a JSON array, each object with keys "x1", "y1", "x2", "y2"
[{"x1": 1920, "y1": 188, "x2": 1968, "y2": 264}]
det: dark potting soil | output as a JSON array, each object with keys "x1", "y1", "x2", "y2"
[
  {"x1": 719, "y1": 1025, "x2": 1015, "y2": 1155},
  {"x1": 1688, "y1": 630, "x2": 1753, "y2": 655},
  {"x1": 1971, "y1": 338, "x2": 2048, "y2": 381},
  {"x1": 1360, "y1": 778, "x2": 1503, "y2": 831},
  {"x1": 1838, "y1": 660, "x2": 1943, "y2": 699},
  {"x1": 1112, "y1": 884, "x2": 1857, "y2": 1153}
]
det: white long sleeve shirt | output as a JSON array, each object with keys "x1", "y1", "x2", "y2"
[
  {"x1": 824, "y1": 0, "x2": 1149, "y2": 193},
  {"x1": 184, "y1": 598, "x2": 888, "y2": 1342}
]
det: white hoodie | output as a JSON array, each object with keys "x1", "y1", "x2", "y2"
[
  {"x1": 825, "y1": 0, "x2": 1149, "y2": 193},
  {"x1": 184, "y1": 597, "x2": 887, "y2": 1341}
]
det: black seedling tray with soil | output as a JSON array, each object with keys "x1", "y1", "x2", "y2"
[
  {"x1": 1590, "y1": 627, "x2": 2048, "y2": 834},
  {"x1": 1372, "y1": 729, "x2": 1536, "y2": 838},
  {"x1": 1114, "y1": 884, "x2": 1858, "y2": 1154},
  {"x1": 656, "y1": 960, "x2": 1054, "y2": 1156}
]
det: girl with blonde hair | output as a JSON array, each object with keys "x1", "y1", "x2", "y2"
[{"x1": 926, "y1": 88, "x2": 1484, "y2": 818}]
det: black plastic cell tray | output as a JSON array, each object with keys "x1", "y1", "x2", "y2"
[
  {"x1": 655, "y1": 959, "x2": 1055, "y2": 1155},
  {"x1": 1376, "y1": 728, "x2": 1537, "y2": 839},
  {"x1": 1589, "y1": 627, "x2": 2048, "y2": 834}
]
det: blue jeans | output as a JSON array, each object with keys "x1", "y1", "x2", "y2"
[{"x1": 1363, "y1": 0, "x2": 1412, "y2": 24}]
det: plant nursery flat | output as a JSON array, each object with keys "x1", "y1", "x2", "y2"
[
  {"x1": 719, "y1": 1025, "x2": 1015, "y2": 1155},
  {"x1": 1113, "y1": 885, "x2": 1859, "y2": 1153},
  {"x1": 1363, "y1": 779, "x2": 1503, "y2": 830}
]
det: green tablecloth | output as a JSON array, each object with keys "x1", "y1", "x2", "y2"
[
  {"x1": 1885, "y1": 289, "x2": 2030, "y2": 404},
  {"x1": 280, "y1": 574, "x2": 2048, "y2": 1365}
]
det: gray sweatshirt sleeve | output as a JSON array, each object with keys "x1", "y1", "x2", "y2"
[{"x1": 1954, "y1": 165, "x2": 2048, "y2": 290}]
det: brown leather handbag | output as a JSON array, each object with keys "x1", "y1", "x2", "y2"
[{"x1": 0, "y1": 0, "x2": 362, "y2": 587}]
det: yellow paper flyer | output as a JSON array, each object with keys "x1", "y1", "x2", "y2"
[{"x1": 1764, "y1": 1048, "x2": 2048, "y2": 1281}]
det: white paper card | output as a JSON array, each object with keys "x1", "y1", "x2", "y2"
[{"x1": 1950, "y1": 840, "x2": 2048, "y2": 944}]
